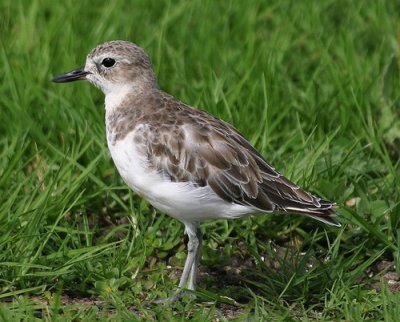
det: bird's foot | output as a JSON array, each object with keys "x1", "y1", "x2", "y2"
[{"x1": 149, "y1": 289, "x2": 196, "y2": 306}]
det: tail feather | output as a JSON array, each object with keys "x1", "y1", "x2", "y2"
[
  {"x1": 284, "y1": 203, "x2": 341, "y2": 227},
  {"x1": 304, "y1": 210, "x2": 341, "y2": 227}
]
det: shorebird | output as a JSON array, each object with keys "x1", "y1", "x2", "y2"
[{"x1": 52, "y1": 40, "x2": 340, "y2": 302}]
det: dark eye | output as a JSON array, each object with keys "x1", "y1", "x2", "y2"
[{"x1": 101, "y1": 58, "x2": 115, "y2": 68}]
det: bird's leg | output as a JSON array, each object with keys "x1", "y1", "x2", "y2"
[
  {"x1": 187, "y1": 227, "x2": 202, "y2": 291},
  {"x1": 152, "y1": 222, "x2": 201, "y2": 305},
  {"x1": 172, "y1": 224, "x2": 201, "y2": 300},
  {"x1": 179, "y1": 225, "x2": 201, "y2": 290}
]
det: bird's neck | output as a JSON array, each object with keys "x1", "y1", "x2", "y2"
[
  {"x1": 104, "y1": 85, "x2": 158, "y2": 145},
  {"x1": 104, "y1": 81, "x2": 157, "y2": 112},
  {"x1": 105, "y1": 86, "x2": 132, "y2": 112}
]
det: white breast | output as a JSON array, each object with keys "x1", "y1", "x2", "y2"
[{"x1": 106, "y1": 130, "x2": 255, "y2": 223}]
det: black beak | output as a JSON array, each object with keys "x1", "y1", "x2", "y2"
[{"x1": 52, "y1": 67, "x2": 90, "y2": 83}]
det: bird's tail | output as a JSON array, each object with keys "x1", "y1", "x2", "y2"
[
  {"x1": 303, "y1": 208, "x2": 341, "y2": 227},
  {"x1": 284, "y1": 200, "x2": 341, "y2": 227}
]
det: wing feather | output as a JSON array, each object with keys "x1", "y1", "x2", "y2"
[{"x1": 133, "y1": 96, "x2": 339, "y2": 226}]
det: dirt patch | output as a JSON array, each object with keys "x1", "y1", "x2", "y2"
[{"x1": 367, "y1": 260, "x2": 400, "y2": 293}]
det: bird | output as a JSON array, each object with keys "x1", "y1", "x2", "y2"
[{"x1": 52, "y1": 40, "x2": 340, "y2": 303}]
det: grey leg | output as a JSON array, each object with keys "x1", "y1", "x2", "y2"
[
  {"x1": 150, "y1": 222, "x2": 201, "y2": 305},
  {"x1": 178, "y1": 223, "x2": 201, "y2": 289},
  {"x1": 187, "y1": 227, "x2": 202, "y2": 291}
]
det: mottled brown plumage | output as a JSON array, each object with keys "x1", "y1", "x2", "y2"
[
  {"x1": 52, "y1": 40, "x2": 340, "y2": 301},
  {"x1": 106, "y1": 89, "x2": 339, "y2": 226}
]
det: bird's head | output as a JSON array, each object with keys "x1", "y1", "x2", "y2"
[{"x1": 52, "y1": 40, "x2": 157, "y2": 95}]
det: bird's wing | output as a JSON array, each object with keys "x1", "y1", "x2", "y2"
[{"x1": 135, "y1": 103, "x2": 338, "y2": 226}]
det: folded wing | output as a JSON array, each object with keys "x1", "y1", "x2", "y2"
[{"x1": 136, "y1": 103, "x2": 340, "y2": 227}]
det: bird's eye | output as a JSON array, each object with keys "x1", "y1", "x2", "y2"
[{"x1": 101, "y1": 58, "x2": 116, "y2": 68}]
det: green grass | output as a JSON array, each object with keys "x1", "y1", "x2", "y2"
[{"x1": 1, "y1": 0, "x2": 399, "y2": 320}]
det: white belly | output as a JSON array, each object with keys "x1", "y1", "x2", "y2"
[{"x1": 107, "y1": 131, "x2": 254, "y2": 222}]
